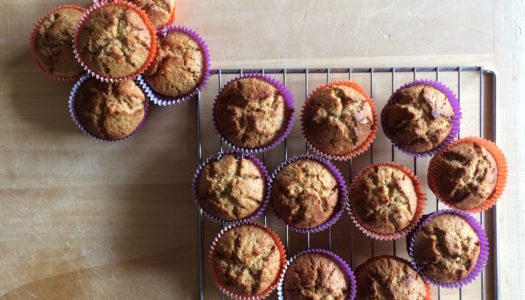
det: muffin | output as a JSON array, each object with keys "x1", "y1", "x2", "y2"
[
  {"x1": 355, "y1": 256, "x2": 429, "y2": 300},
  {"x1": 30, "y1": 5, "x2": 85, "y2": 80},
  {"x1": 302, "y1": 81, "x2": 377, "y2": 160},
  {"x1": 127, "y1": 0, "x2": 176, "y2": 29},
  {"x1": 71, "y1": 76, "x2": 147, "y2": 140},
  {"x1": 210, "y1": 224, "x2": 285, "y2": 298},
  {"x1": 194, "y1": 152, "x2": 267, "y2": 222},
  {"x1": 213, "y1": 75, "x2": 294, "y2": 152},
  {"x1": 74, "y1": 1, "x2": 157, "y2": 81}
]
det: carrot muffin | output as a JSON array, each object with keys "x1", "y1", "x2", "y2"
[{"x1": 128, "y1": 0, "x2": 176, "y2": 29}]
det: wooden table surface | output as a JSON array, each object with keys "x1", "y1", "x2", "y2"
[{"x1": 1, "y1": 0, "x2": 524, "y2": 299}]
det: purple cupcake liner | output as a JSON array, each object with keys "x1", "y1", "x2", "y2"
[
  {"x1": 277, "y1": 248, "x2": 356, "y2": 300},
  {"x1": 269, "y1": 154, "x2": 348, "y2": 233},
  {"x1": 212, "y1": 73, "x2": 295, "y2": 154},
  {"x1": 68, "y1": 74, "x2": 148, "y2": 142},
  {"x1": 192, "y1": 151, "x2": 270, "y2": 225},
  {"x1": 406, "y1": 209, "x2": 489, "y2": 288},
  {"x1": 381, "y1": 79, "x2": 462, "y2": 157},
  {"x1": 137, "y1": 25, "x2": 211, "y2": 106}
]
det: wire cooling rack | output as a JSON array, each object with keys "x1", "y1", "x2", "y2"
[{"x1": 194, "y1": 66, "x2": 498, "y2": 300}]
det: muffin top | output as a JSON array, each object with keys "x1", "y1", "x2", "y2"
[
  {"x1": 413, "y1": 213, "x2": 481, "y2": 283},
  {"x1": 197, "y1": 154, "x2": 266, "y2": 221},
  {"x1": 32, "y1": 7, "x2": 84, "y2": 77},
  {"x1": 356, "y1": 256, "x2": 427, "y2": 300},
  {"x1": 76, "y1": 4, "x2": 154, "y2": 78},
  {"x1": 74, "y1": 77, "x2": 146, "y2": 140},
  {"x1": 128, "y1": 0, "x2": 176, "y2": 29},
  {"x1": 303, "y1": 84, "x2": 374, "y2": 156},
  {"x1": 431, "y1": 142, "x2": 498, "y2": 210},
  {"x1": 144, "y1": 30, "x2": 204, "y2": 97},
  {"x1": 271, "y1": 159, "x2": 339, "y2": 229},
  {"x1": 284, "y1": 252, "x2": 348, "y2": 300},
  {"x1": 382, "y1": 84, "x2": 454, "y2": 153},
  {"x1": 350, "y1": 165, "x2": 418, "y2": 234},
  {"x1": 214, "y1": 78, "x2": 291, "y2": 149},
  {"x1": 212, "y1": 225, "x2": 282, "y2": 296}
]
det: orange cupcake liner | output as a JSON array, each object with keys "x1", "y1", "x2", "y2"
[
  {"x1": 166, "y1": 3, "x2": 176, "y2": 26},
  {"x1": 348, "y1": 162, "x2": 427, "y2": 241},
  {"x1": 208, "y1": 223, "x2": 287, "y2": 300},
  {"x1": 301, "y1": 80, "x2": 378, "y2": 161},
  {"x1": 428, "y1": 136, "x2": 508, "y2": 213},
  {"x1": 29, "y1": 5, "x2": 86, "y2": 82},
  {"x1": 73, "y1": 0, "x2": 158, "y2": 83}
]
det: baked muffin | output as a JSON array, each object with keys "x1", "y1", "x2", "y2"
[
  {"x1": 412, "y1": 213, "x2": 481, "y2": 283},
  {"x1": 128, "y1": 0, "x2": 176, "y2": 29},
  {"x1": 30, "y1": 6, "x2": 85, "y2": 80},
  {"x1": 302, "y1": 81, "x2": 376, "y2": 159},
  {"x1": 195, "y1": 153, "x2": 266, "y2": 221},
  {"x1": 72, "y1": 76, "x2": 146, "y2": 140},
  {"x1": 355, "y1": 256, "x2": 428, "y2": 300},
  {"x1": 210, "y1": 224, "x2": 284, "y2": 297}
]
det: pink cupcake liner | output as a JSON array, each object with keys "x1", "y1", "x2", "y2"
[
  {"x1": 212, "y1": 73, "x2": 295, "y2": 153},
  {"x1": 68, "y1": 74, "x2": 148, "y2": 142},
  {"x1": 381, "y1": 79, "x2": 462, "y2": 157},
  {"x1": 269, "y1": 154, "x2": 348, "y2": 233},
  {"x1": 277, "y1": 248, "x2": 356, "y2": 300},
  {"x1": 407, "y1": 209, "x2": 489, "y2": 288},
  {"x1": 192, "y1": 151, "x2": 270, "y2": 225},
  {"x1": 137, "y1": 25, "x2": 211, "y2": 106}
]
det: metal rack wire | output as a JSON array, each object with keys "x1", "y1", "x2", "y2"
[{"x1": 195, "y1": 66, "x2": 498, "y2": 300}]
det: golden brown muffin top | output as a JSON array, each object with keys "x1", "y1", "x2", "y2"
[
  {"x1": 128, "y1": 0, "x2": 175, "y2": 29},
  {"x1": 75, "y1": 77, "x2": 146, "y2": 140},
  {"x1": 284, "y1": 253, "x2": 348, "y2": 300},
  {"x1": 212, "y1": 225, "x2": 282, "y2": 296},
  {"x1": 350, "y1": 165, "x2": 418, "y2": 234},
  {"x1": 303, "y1": 84, "x2": 374, "y2": 156},
  {"x1": 413, "y1": 213, "x2": 481, "y2": 283},
  {"x1": 197, "y1": 154, "x2": 265, "y2": 220},
  {"x1": 431, "y1": 142, "x2": 498, "y2": 209},
  {"x1": 214, "y1": 78, "x2": 290, "y2": 149},
  {"x1": 356, "y1": 256, "x2": 427, "y2": 300},
  {"x1": 33, "y1": 7, "x2": 84, "y2": 77},
  {"x1": 271, "y1": 159, "x2": 339, "y2": 229},
  {"x1": 76, "y1": 4, "x2": 153, "y2": 78},
  {"x1": 144, "y1": 30, "x2": 204, "y2": 97},
  {"x1": 383, "y1": 84, "x2": 454, "y2": 153}
]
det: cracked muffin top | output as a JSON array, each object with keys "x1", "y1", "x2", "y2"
[
  {"x1": 382, "y1": 84, "x2": 454, "y2": 153},
  {"x1": 413, "y1": 213, "x2": 481, "y2": 283},
  {"x1": 271, "y1": 159, "x2": 339, "y2": 229},
  {"x1": 144, "y1": 30, "x2": 204, "y2": 97},
  {"x1": 302, "y1": 83, "x2": 374, "y2": 156},
  {"x1": 212, "y1": 225, "x2": 282, "y2": 296},
  {"x1": 350, "y1": 165, "x2": 418, "y2": 234},
  {"x1": 430, "y1": 141, "x2": 498, "y2": 210},
  {"x1": 74, "y1": 77, "x2": 146, "y2": 140},
  {"x1": 76, "y1": 3, "x2": 155, "y2": 79},
  {"x1": 197, "y1": 154, "x2": 266, "y2": 221},
  {"x1": 214, "y1": 77, "x2": 291, "y2": 149},
  {"x1": 128, "y1": 0, "x2": 175, "y2": 29},
  {"x1": 283, "y1": 252, "x2": 349, "y2": 300},
  {"x1": 32, "y1": 6, "x2": 84, "y2": 78},
  {"x1": 356, "y1": 256, "x2": 427, "y2": 300}
]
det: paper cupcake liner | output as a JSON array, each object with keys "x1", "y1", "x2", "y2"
[
  {"x1": 269, "y1": 154, "x2": 348, "y2": 233},
  {"x1": 209, "y1": 223, "x2": 287, "y2": 300},
  {"x1": 192, "y1": 151, "x2": 270, "y2": 225},
  {"x1": 428, "y1": 137, "x2": 508, "y2": 213},
  {"x1": 136, "y1": 25, "x2": 211, "y2": 106},
  {"x1": 212, "y1": 73, "x2": 295, "y2": 153},
  {"x1": 277, "y1": 249, "x2": 356, "y2": 300},
  {"x1": 29, "y1": 5, "x2": 86, "y2": 82},
  {"x1": 347, "y1": 162, "x2": 426, "y2": 241},
  {"x1": 93, "y1": 0, "x2": 176, "y2": 27},
  {"x1": 406, "y1": 209, "x2": 490, "y2": 288},
  {"x1": 355, "y1": 255, "x2": 432, "y2": 300},
  {"x1": 301, "y1": 80, "x2": 378, "y2": 161},
  {"x1": 73, "y1": 0, "x2": 158, "y2": 83},
  {"x1": 381, "y1": 79, "x2": 462, "y2": 157},
  {"x1": 68, "y1": 74, "x2": 148, "y2": 142}
]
